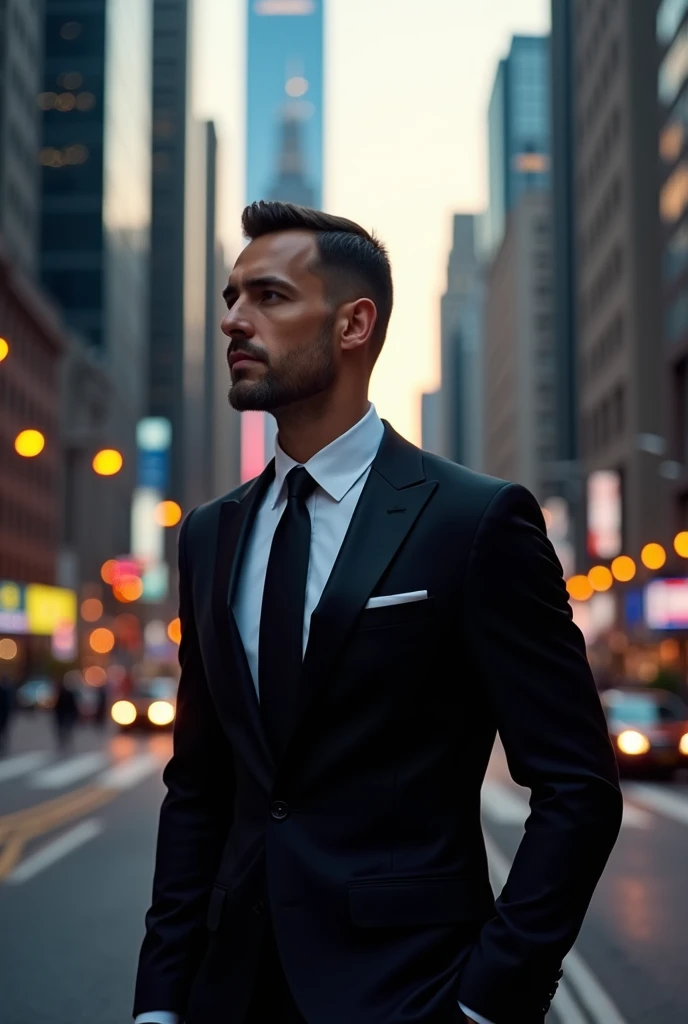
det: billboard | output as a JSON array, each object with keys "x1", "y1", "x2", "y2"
[
  {"x1": 0, "y1": 581, "x2": 76, "y2": 637},
  {"x1": 586, "y1": 470, "x2": 622, "y2": 559},
  {"x1": 645, "y1": 578, "x2": 688, "y2": 630}
]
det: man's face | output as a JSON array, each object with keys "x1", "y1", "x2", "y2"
[{"x1": 221, "y1": 231, "x2": 337, "y2": 413}]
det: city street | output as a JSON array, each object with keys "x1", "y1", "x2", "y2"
[{"x1": 1, "y1": 716, "x2": 688, "y2": 1024}]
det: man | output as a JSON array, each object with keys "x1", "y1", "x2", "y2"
[{"x1": 134, "y1": 202, "x2": 623, "y2": 1024}]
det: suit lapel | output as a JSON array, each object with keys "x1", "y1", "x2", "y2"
[
  {"x1": 285, "y1": 424, "x2": 438, "y2": 755},
  {"x1": 211, "y1": 461, "x2": 276, "y2": 774}
]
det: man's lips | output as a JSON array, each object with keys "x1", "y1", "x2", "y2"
[{"x1": 229, "y1": 351, "x2": 263, "y2": 368}]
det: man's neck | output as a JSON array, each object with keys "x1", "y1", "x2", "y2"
[{"x1": 275, "y1": 398, "x2": 370, "y2": 465}]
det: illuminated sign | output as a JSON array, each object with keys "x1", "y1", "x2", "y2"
[
  {"x1": 25, "y1": 584, "x2": 77, "y2": 636},
  {"x1": 587, "y1": 470, "x2": 622, "y2": 559},
  {"x1": 0, "y1": 580, "x2": 28, "y2": 634},
  {"x1": 645, "y1": 578, "x2": 688, "y2": 630}
]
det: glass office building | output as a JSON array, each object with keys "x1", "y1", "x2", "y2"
[
  {"x1": 481, "y1": 35, "x2": 551, "y2": 261},
  {"x1": 243, "y1": 0, "x2": 324, "y2": 479},
  {"x1": 40, "y1": 0, "x2": 152, "y2": 555},
  {"x1": 246, "y1": 0, "x2": 323, "y2": 208}
]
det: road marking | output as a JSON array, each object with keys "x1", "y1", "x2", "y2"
[
  {"x1": 483, "y1": 780, "x2": 649, "y2": 829},
  {"x1": 549, "y1": 979, "x2": 588, "y2": 1024},
  {"x1": 29, "y1": 751, "x2": 109, "y2": 789},
  {"x1": 4, "y1": 819, "x2": 104, "y2": 884},
  {"x1": 483, "y1": 834, "x2": 628, "y2": 1024},
  {"x1": 624, "y1": 784, "x2": 688, "y2": 828},
  {"x1": 481, "y1": 781, "x2": 530, "y2": 824},
  {"x1": 0, "y1": 751, "x2": 51, "y2": 783},
  {"x1": 97, "y1": 751, "x2": 163, "y2": 790}
]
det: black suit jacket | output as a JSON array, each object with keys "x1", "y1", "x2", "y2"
[{"x1": 134, "y1": 423, "x2": 623, "y2": 1024}]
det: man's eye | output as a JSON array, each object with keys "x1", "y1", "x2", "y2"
[{"x1": 261, "y1": 290, "x2": 282, "y2": 302}]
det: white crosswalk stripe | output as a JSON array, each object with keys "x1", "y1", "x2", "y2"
[
  {"x1": 482, "y1": 779, "x2": 650, "y2": 829},
  {"x1": 97, "y1": 752, "x2": 164, "y2": 790},
  {"x1": 483, "y1": 833, "x2": 629, "y2": 1024},
  {"x1": 0, "y1": 751, "x2": 52, "y2": 783},
  {"x1": 624, "y1": 783, "x2": 688, "y2": 828},
  {"x1": 29, "y1": 751, "x2": 110, "y2": 789},
  {"x1": 4, "y1": 819, "x2": 104, "y2": 884}
]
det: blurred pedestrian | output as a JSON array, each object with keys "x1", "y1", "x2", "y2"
[
  {"x1": 93, "y1": 681, "x2": 109, "y2": 730},
  {"x1": 134, "y1": 202, "x2": 623, "y2": 1024},
  {"x1": 0, "y1": 673, "x2": 15, "y2": 755},
  {"x1": 53, "y1": 674, "x2": 79, "y2": 751}
]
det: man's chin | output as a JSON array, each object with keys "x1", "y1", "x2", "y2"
[{"x1": 228, "y1": 382, "x2": 275, "y2": 412}]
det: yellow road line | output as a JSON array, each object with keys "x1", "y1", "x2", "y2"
[{"x1": 0, "y1": 785, "x2": 119, "y2": 883}]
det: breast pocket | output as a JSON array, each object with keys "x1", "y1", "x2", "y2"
[{"x1": 357, "y1": 595, "x2": 435, "y2": 631}]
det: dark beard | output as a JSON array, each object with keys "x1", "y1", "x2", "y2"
[{"x1": 228, "y1": 316, "x2": 336, "y2": 413}]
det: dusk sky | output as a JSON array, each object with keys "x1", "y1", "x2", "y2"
[{"x1": 195, "y1": 0, "x2": 550, "y2": 442}]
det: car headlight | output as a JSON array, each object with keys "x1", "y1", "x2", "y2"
[
  {"x1": 617, "y1": 729, "x2": 651, "y2": 756},
  {"x1": 111, "y1": 700, "x2": 137, "y2": 726},
  {"x1": 679, "y1": 733, "x2": 688, "y2": 756},
  {"x1": 147, "y1": 700, "x2": 175, "y2": 726}
]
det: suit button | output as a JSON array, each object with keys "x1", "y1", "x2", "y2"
[
  {"x1": 270, "y1": 800, "x2": 289, "y2": 821},
  {"x1": 252, "y1": 901, "x2": 265, "y2": 915}
]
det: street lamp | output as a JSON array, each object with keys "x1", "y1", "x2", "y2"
[
  {"x1": 92, "y1": 448, "x2": 123, "y2": 476},
  {"x1": 14, "y1": 429, "x2": 45, "y2": 457}
]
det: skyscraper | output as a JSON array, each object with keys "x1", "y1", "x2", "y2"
[
  {"x1": 439, "y1": 215, "x2": 484, "y2": 470},
  {"x1": 149, "y1": 0, "x2": 193, "y2": 511},
  {"x1": 40, "y1": 1, "x2": 152, "y2": 570},
  {"x1": 246, "y1": 0, "x2": 323, "y2": 207},
  {"x1": 481, "y1": 35, "x2": 551, "y2": 262},
  {"x1": 0, "y1": 0, "x2": 44, "y2": 278},
  {"x1": 243, "y1": 0, "x2": 324, "y2": 478}
]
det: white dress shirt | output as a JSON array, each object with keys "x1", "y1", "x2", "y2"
[{"x1": 136, "y1": 404, "x2": 493, "y2": 1024}]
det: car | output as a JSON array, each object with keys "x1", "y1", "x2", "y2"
[
  {"x1": 15, "y1": 677, "x2": 56, "y2": 711},
  {"x1": 111, "y1": 676, "x2": 177, "y2": 731},
  {"x1": 601, "y1": 687, "x2": 688, "y2": 778}
]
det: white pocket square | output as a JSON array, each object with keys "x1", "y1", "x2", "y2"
[{"x1": 365, "y1": 590, "x2": 428, "y2": 609}]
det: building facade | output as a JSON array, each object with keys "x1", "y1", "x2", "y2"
[
  {"x1": 0, "y1": 0, "x2": 45, "y2": 278},
  {"x1": 148, "y1": 0, "x2": 192, "y2": 511},
  {"x1": 0, "y1": 238, "x2": 65, "y2": 585},
  {"x1": 573, "y1": 0, "x2": 666, "y2": 564},
  {"x1": 480, "y1": 35, "x2": 551, "y2": 261},
  {"x1": 483, "y1": 192, "x2": 556, "y2": 500},
  {"x1": 40, "y1": 0, "x2": 152, "y2": 563},
  {"x1": 439, "y1": 214, "x2": 484, "y2": 470},
  {"x1": 658, "y1": 0, "x2": 688, "y2": 533}
]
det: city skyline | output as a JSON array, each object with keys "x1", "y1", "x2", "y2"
[{"x1": 195, "y1": 0, "x2": 550, "y2": 444}]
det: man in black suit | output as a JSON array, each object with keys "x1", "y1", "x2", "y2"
[{"x1": 134, "y1": 201, "x2": 623, "y2": 1024}]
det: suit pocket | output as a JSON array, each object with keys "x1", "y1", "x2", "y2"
[
  {"x1": 347, "y1": 874, "x2": 493, "y2": 928},
  {"x1": 357, "y1": 595, "x2": 435, "y2": 631}
]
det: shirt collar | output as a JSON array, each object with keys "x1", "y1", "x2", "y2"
[{"x1": 272, "y1": 403, "x2": 384, "y2": 507}]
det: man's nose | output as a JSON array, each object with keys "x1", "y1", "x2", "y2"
[{"x1": 221, "y1": 304, "x2": 255, "y2": 339}]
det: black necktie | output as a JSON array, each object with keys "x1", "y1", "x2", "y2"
[{"x1": 259, "y1": 466, "x2": 317, "y2": 759}]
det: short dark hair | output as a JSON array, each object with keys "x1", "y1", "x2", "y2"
[{"x1": 242, "y1": 201, "x2": 393, "y2": 357}]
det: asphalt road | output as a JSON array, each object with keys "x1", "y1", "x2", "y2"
[{"x1": 1, "y1": 714, "x2": 687, "y2": 1024}]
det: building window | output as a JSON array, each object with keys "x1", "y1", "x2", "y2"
[
  {"x1": 661, "y1": 161, "x2": 688, "y2": 221},
  {"x1": 665, "y1": 219, "x2": 688, "y2": 280},
  {"x1": 666, "y1": 289, "x2": 688, "y2": 341},
  {"x1": 659, "y1": 24, "x2": 688, "y2": 105},
  {"x1": 658, "y1": 0, "x2": 688, "y2": 45}
]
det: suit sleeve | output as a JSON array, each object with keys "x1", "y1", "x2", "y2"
[
  {"x1": 134, "y1": 510, "x2": 235, "y2": 1018},
  {"x1": 456, "y1": 483, "x2": 623, "y2": 1023}
]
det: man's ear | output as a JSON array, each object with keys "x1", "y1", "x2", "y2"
[{"x1": 338, "y1": 298, "x2": 378, "y2": 355}]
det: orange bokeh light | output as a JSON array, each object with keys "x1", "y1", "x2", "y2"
[
  {"x1": 113, "y1": 576, "x2": 143, "y2": 603},
  {"x1": 167, "y1": 618, "x2": 182, "y2": 644},
  {"x1": 566, "y1": 575, "x2": 594, "y2": 602},
  {"x1": 641, "y1": 543, "x2": 667, "y2": 571},
  {"x1": 84, "y1": 665, "x2": 107, "y2": 686},
  {"x1": 81, "y1": 598, "x2": 103, "y2": 622},
  {"x1": 155, "y1": 500, "x2": 183, "y2": 527},
  {"x1": 101, "y1": 560, "x2": 118, "y2": 584},
  {"x1": 89, "y1": 627, "x2": 115, "y2": 654},
  {"x1": 588, "y1": 565, "x2": 613, "y2": 592}
]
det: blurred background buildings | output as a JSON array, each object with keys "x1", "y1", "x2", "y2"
[{"x1": 3, "y1": 0, "x2": 688, "y2": 690}]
